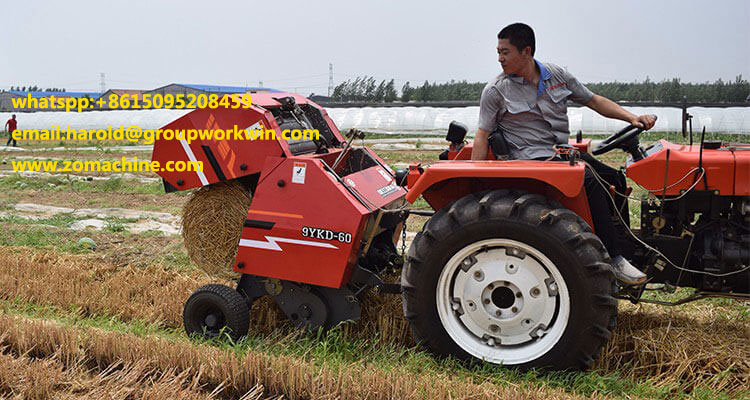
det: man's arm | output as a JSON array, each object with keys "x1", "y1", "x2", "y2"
[
  {"x1": 473, "y1": 84, "x2": 503, "y2": 160},
  {"x1": 471, "y1": 128, "x2": 491, "y2": 160},
  {"x1": 585, "y1": 94, "x2": 656, "y2": 129}
]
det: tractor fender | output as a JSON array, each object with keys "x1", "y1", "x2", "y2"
[{"x1": 405, "y1": 160, "x2": 594, "y2": 227}]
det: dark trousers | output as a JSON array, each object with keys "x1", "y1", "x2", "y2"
[
  {"x1": 6, "y1": 136, "x2": 16, "y2": 146},
  {"x1": 534, "y1": 153, "x2": 624, "y2": 258},
  {"x1": 581, "y1": 155, "x2": 622, "y2": 257}
]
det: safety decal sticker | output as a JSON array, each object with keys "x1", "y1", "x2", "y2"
[
  {"x1": 377, "y1": 168, "x2": 393, "y2": 182},
  {"x1": 292, "y1": 162, "x2": 306, "y2": 184},
  {"x1": 239, "y1": 236, "x2": 338, "y2": 251},
  {"x1": 377, "y1": 182, "x2": 399, "y2": 197}
]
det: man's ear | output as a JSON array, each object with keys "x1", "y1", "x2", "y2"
[{"x1": 522, "y1": 46, "x2": 533, "y2": 57}]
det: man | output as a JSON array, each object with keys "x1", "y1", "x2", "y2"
[
  {"x1": 5, "y1": 114, "x2": 18, "y2": 147},
  {"x1": 471, "y1": 23, "x2": 656, "y2": 285}
]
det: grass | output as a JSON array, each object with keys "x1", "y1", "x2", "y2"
[
  {"x1": 0, "y1": 248, "x2": 746, "y2": 398},
  {"x1": 2, "y1": 298, "x2": 738, "y2": 400},
  {"x1": 0, "y1": 174, "x2": 164, "y2": 194},
  {"x1": 0, "y1": 225, "x2": 93, "y2": 254},
  {"x1": 0, "y1": 212, "x2": 79, "y2": 228},
  {"x1": 0, "y1": 308, "x2": 580, "y2": 400}
]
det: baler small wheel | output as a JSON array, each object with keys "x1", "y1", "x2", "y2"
[
  {"x1": 401, "y1": 190, "x2": 617, "y2": 370},
  {"x1": 184, "y1": 284, "x2": 250, "y2": 341}
]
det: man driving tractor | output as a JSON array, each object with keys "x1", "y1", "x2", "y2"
[{"x1": 470, "y1": 23, "x2": 657, "y2": 285}]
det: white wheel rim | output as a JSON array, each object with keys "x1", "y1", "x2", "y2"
[{"x1": 436, "y1": 238, "x2": 570, "y2": 365}]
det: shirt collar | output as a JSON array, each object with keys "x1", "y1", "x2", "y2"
[
  {"x1": 508, "y1": 59, "x2": 551, "y2": 97},
  {"x1": 535, "y1": 59, "x2": 551, "y2": 97}
]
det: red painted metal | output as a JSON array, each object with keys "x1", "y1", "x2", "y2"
[
  {"x1": 152, "y1": 93, "x2": 347, "y2": 191},
  {"x1": 627, "y1": 140, "x2": 750, "y2": 196},
  {"x1": 448, "y1": 138, "x2": 591, "y2": 161},
  {"x1": 152, "y1": 93, "x2": 406, "y2": 288},
  {"x1": 405, "y1": 160, "x2": 594, "y2": 227}
]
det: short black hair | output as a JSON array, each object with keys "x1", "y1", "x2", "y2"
[{"x1": 498, "y1": 23, "x2": 535, "y2": 56}]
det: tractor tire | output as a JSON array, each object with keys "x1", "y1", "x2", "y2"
[
  {"x1": 401, "y1": 190, "x2": 617, "y2": 370},
  {"x1": 183, "y1": 284, "x2": 250, "y2": 341}
]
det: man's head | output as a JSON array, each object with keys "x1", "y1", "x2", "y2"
[
  {"x1": 497, "y1": 23, "x2": 535, "y2": 75},
  {"x1": 11, "y1": 115, "x2": 15, "y2": 119}
]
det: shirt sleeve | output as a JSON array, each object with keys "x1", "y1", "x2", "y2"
[
  {"x1": 560, "y1": 69, "x2": 594, "y2": 105},
  {"x1": 477, "y1": 83, "x2": 503, "y2": 132}
]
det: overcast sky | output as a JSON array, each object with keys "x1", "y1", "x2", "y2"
[{"x1": 1, "y1": 0, "x2": 748, "y2": 95}]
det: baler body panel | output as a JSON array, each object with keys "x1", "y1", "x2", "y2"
[
  {"x1": 235, "y1": 154, "x2": 407, "y2": 288},
  {"x1": 152, "y1": 93, "x2": 347, "y2": 191}
]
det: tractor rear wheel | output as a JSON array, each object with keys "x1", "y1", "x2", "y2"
[
  {"x1": 401, "y1": 190, "x2": 617, "y2": 370},
  {"x1": 184, "y1": 284, "x2": 250, "y2": 341}
]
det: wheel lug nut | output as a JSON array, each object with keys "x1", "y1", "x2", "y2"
[
  {"x1": 473, "y1": 270, "x2": 484, "y2": 281},
  {"x1": 530, "y1": 287, "x2": 541, "y2": 297},
  {"x1": 488, "y1": 283, "x2": 494, "y2": 289},
  {"x1": 511, "y1": 307, "x2": 518, "y2": 313},
  {"x1": 515, "y1": 292, "x2": 522, "y2": 298},
  {"x1": 490, "y1": 324, "x2": 499, "y2": 332},
  {"x1": 483, "y1": 299, "x2": 490, "y2": 305},
  {"x1": 495, "y1": 310, "x2": 502, "y2": 317}
]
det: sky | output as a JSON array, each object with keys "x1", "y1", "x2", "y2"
[{"x1": 1, "y1": 0, "x2": 748, "y2": 95}]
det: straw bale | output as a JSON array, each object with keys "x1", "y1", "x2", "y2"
[{"x1": 181, "y1": 181, "x2": 252, "y2": 278}]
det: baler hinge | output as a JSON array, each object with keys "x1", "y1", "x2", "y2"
[{"x1": 350, "y1": 265, "x2": 400, "y2": 296}]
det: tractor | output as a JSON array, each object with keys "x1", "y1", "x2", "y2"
[{"x1": 152, "y1": 93, "x2": 749, "y2": 370}]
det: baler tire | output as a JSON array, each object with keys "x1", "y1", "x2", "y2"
[
  {"x1": 401, "y1": 190, "x2": 618, "y2": 370},
  {"x1": 183, "y1": 284, "x2": 250, "y2": 341}
]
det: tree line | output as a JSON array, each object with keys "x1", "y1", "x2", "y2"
[
  {"x1": 331, "y1": 75, "x2": 749, "y2": 103},
  {"x1": 4, "y1": 86, "x2": 67, "y2": 92}
]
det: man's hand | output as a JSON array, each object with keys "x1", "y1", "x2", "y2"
[{"x1": 629, "y1": 114, "x2": 656, "y2": 130}]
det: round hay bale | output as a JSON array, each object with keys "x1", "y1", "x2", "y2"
[{"x1": 181, "y1": 181, "x2": 252, "y2": 278}]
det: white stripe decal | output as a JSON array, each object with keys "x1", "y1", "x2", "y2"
[
  {"x1": 179, "y1": 139, "x2": 209, "y2": 186},
  {"x1": 239, "y1": 236, "x2": 338, "y2": 251}
]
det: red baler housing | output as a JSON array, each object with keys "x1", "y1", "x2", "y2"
[{"x1": 152, "y1": 93, "x2": 407, "y2": 289}]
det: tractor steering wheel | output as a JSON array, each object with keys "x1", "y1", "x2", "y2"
[{"x1": 591, "y1": 115, "x2": 657, "y2": 156}]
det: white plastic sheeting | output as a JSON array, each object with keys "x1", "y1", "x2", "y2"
[
  {"x1": 2, "y1": 106, "x2": 748, "y2": 136},
  {"x1": 326, "y1": 106, "x2": 750, "y2": 135},
  {"x1": 0, "y1": 109, "x2": 192, "y2": 131}
]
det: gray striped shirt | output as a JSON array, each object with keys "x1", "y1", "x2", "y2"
[{"x1": 477, "y1": 61, "x2": 594, "y2": 160}]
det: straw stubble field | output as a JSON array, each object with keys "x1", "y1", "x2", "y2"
[{"x1": 0, "y1": 142, "x2": 747, "y2": 399}]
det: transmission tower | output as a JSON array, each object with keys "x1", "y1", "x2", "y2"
[
  {"x1": 100, "y1": 73, "x2": 106, "y2": 93},
  {"x1": 328, "y1": 63, "x2": 334, "y2": 97}
]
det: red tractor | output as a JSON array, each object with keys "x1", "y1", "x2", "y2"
[{"x1": 153, "y1": 94, "x2": 749, "y2": 370}]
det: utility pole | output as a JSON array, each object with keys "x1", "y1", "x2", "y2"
[
  {"x1": 328, "y1": 63, "x2": 334, "y2": 97},
  {"x1": 100, "y1": 73, "x2": 106, "y2": 93}
]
